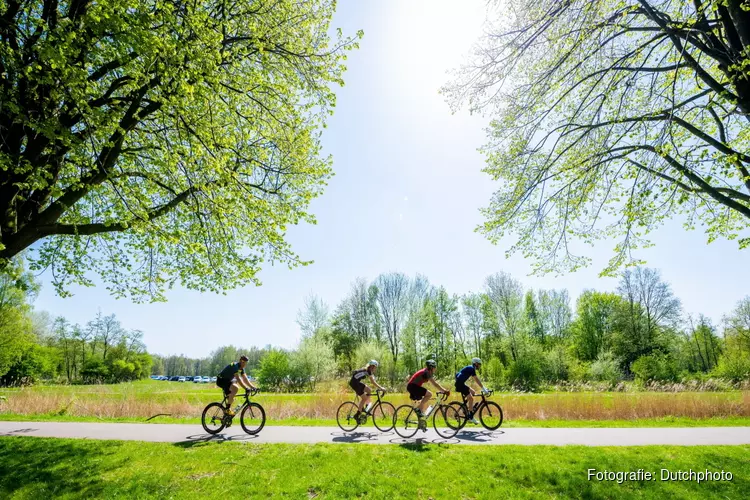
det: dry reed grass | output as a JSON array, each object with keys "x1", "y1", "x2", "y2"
[{"x1": 1, "y1": 388, "x2": 748, "y2": 421}]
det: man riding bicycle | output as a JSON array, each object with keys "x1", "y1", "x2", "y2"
[
  {"x1": 216, "y1": 355, "x2": 257, "y2": 415},
  {"x1": 407, "y1": 359, "x2": 450, "y2": 428},
  {"x1": 350, "y1": 360, "x2": 386, "y2": 423},
  {"x1": 455, "y1": 357, "x2": 490, "y2": 425}
]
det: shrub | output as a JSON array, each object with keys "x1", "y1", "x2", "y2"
[
  {"x1": 712, "y1": 353, "x2": 750, "y2": 382},
  {"x1": 631, "y1": 354, "x2": 679, "y2": 383},
  {"x1": 588, "y1": 352, "x2": 622, "y2": 385}
]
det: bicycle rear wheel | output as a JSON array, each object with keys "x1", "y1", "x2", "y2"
[
  {"x1": 240, "y1": 402, "x2": 266, "y2": 435},
  {"x1": 479, "y1": 401, "x2": 503, "y2": 430},
  {"x1": 433, "y1": 404, "x2": 462, "y2": 439},
  {"x1": 449, "y1": 402, "x2": 469, "y2": 430},
  {"x1": 201, "y1": 402, "x2": 226, "y2": 435},
  {"x1": 336, "y1": 401, "x2": 360, "y2": 432},
  {"x1": 393, "y1": 405, "x2": 419, "y2": 439},
  {"x1": 371, "y1": 401, "x2": 396, "y2": 432}
]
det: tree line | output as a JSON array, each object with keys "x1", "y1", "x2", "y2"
[
  {"x1": 155, "y1": 267, "x2": 750, "y2": 392},
  {"x1": 0, "y1": 260, "x2": 152, "y2": 386}
]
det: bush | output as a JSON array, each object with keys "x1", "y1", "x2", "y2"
[
  {"x1": 505, "y1": 340, "x2": 544, "y2": 391},
  {"x1": 631, "y1": 354, "x2": 679, "y2": 383},
  {"x1": 588, "y1": 352, "x2": 622, "y2": 385},
  {"x1": 257, "y1": 350, "x2": 290, "y2": 391},
  {"x1": 80, "y1": 359, "x2": 109, "y2": 384},
  {"x1": 712, "y1": 353, "x2": 750, "y2": 382},
  {"x1": 542, "y1": 345, "x2": 570, "y2": 382}
]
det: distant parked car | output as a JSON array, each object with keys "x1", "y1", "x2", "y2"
[
  {"x1": 159, "y1": 376, "x2": 168, "y2": 380},
  {"x1": 169, "y1": 376, "x2": 179, "y2": 381},
  {"x1": 178, "y1": 376, "x2": 186, "y2": 382},
  {"x1": 193, "y1": 376, "x2": 201, "y2": 383},
  {"x1": 150, "y1": 375, "x2": 158, "y2": 380},
  {"x1": 185, "y1": 376, "x2": 194, "y2": 382},
  {"x1": 210, "y1": 376, "x2": 217, "y2": 382},
  {"x1": 202, "y1": 376, "x2": 210, "y2": 383}
]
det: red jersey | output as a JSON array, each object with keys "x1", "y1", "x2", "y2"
[{"x1": 408, "y1": 368, "x2": 433, "y2": 386}]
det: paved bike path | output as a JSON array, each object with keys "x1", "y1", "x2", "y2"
[{"x1": 1, "y1": 421, "x2": 749, "y2": 446}]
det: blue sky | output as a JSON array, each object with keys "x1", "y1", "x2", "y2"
[{"x1": 32, "y1": 1, "x2": 750, "y2": 358}]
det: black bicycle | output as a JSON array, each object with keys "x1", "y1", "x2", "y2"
[
  {"x1": 393, "y1": 391, "x2": 463, "y2": 439},
  {"x1": 336, "y1": 388, "x2": 395, "y2": 432},
  {"x1": 201, "y1": 388, "x2": 266, "y2": 435},
  {"x1": 450, "y1": 389, "x2": 503, "y2": 431}
]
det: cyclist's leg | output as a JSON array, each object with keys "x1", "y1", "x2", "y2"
[
  {"x1": 418, "y1": 389, "x2": 432, "y2": 414},
  {"x1": 466, "y1": 386, "x2": 475, "y2": 415},
  {"x1": 360, "y1": 385, "x2": 372, "y2": 412},
  {"x1": 227, "y1": 382, "x2": 239, "y2": 410}
]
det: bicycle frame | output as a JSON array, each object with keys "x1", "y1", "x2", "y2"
[
  {"x1": 221, "y1": 388, "x2": 260, "y2": 411},
  {"x1": 353, "y1": 388, "x2": 386, "y2": 414}
]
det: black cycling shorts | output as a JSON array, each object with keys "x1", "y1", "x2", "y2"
[
  {"x1": 407, "y1": 383, "x2": 427, "y2": 401},
  {"x1": 455, "y1": 382, "x2": 471, "y2": 397},
  {"x1": 216, "y1": 377, "x2": 232, "y2": 395},
  {"x1": 349, "y1": 379, "x2": 366, "y2": 396}
]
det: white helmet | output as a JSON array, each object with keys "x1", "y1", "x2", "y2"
[
  {"x1": 472, "y1": 357, "x2": 482, "y2": 365},
  {"x1": 368, "y1": 360, "x2": 379, "y2": 367}
]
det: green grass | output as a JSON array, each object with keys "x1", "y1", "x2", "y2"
[
  {"x1": 2, "y1": 412, "x2": 750, "y2": 428},
  {"x1": 0, "y1": 437, "x2": 747, "y2": 499}
]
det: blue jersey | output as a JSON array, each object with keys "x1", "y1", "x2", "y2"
[{"x1": 456, "y1": 365, "x2": 476, "y2": 385}]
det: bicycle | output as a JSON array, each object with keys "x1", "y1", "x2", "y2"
[
  {"x1": 450, "y1": 389, "x2": 503, "y2": 431},
  {"x1": 201, "y1": 388, "x2": 266, "y2": 435},
  {"x1": 393, "y1": 391, "x2": 463, "y2": 439},
  {"x1": 336, "y1": 388, "x2": 395, "y2": 432}
]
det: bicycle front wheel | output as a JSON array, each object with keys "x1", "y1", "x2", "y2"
[
  {"x1": 240, "y1": 402, "x2": 266, "y2": 435},
  {"x1": 433, "y1": 404, "x2": 462, "y2": 439},
  {"x1": 336, "y1": 401, "x2": 360, "y2": 432},
  {"x1": 393, "y1": 405, "x2": 419, "y2": 439},
  {"x1": 371, "y1": 401, "x2": 396, "y2": 432},
  {"x1": 479, "y1": 401, "x2": 504, "y2": 430},
  {"x1": 201, "y1": 402, "x2": 226, "y2": 435}
]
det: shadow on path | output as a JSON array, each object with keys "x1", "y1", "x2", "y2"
[{"x1": 174, "y1": 433, "x2": 258, "y2": 448}]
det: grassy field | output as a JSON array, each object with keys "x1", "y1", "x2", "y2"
[
  {"x1": 2, "y1": 380, "x2": 749, "y2": 425},
  {"x1": 0, "y1": 437, "x2": 747, "y2": 499}
]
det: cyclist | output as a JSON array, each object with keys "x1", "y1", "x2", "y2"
[
  {"x1": 407, "y1": 359, "x2": 450, "y2": 428},
  {"x1": 455, "y1": 357, "x2": 490, "y2": 425},
  {"x1": 350, "y1": 360, "x2": 386, "y2": 423},
  {"x1": 216, "y1": 355, "x2": 257, "y2": 415}
]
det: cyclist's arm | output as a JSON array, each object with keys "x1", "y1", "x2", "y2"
[
  {"x1": 368, "y1": 374, "x2": 385, "y2": 391},
  {"x1": 430, "y1": 379, "x2": 449, "y2": 394},
  {"x1": 472, "y1": 375, "x2": 485, "y2": 390},
  {"x1": 239, "y1": 372, "x2": 256, "y2": 390}
]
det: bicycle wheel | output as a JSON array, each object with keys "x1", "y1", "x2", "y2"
[
  {"x1": 449, "y1": 402, "x2": 469, "y2": 430},
  {"x1": 433, "y1": 404, "x2": 462, "y2": 439},
  {"x1": 393, "y1": 405, "x2": 419, "y2": 439},
  {"x1": 336, "y1": 401, "x2": 360, "y2": 432},
  {"x1": 479, "y1": 401, "x2": 504, "y2": 430},
  {"x1": 201, "y1": 402, "x2": 226, "y2": 435},
  {"x1": 371, "y1": 401, "x2": 396, "y2": 432},
  {"x1": 240, "y1": 402, "x2": 266, "y2": 435}
]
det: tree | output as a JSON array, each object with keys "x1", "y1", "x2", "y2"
[
  {"x1": 538, "y1": 289, "x2": 572, "y2": 340},
  {"x1": 484, "y1": 272, "x2": 525, "y2": 361},
  {"x1": 443, "y1": 0, "x2": 750, "y2": 276},
  {"x1": 0, "y1": 0, "x2": 362, "y2": 302},
  {"x1": 257, "y1": 349, "x2": 290, "y2": 391},
  {"x1": 296, "y1": 293, "x2": 330, "y2": 337},
  {"x1": 724, "y1": 296, "x2": 750, "y2": 355},
  {"x1": 683, "y1": 315, "x2": 721, "y2": 373},
  {"x1": 613, "y1": 267, "x2": 681, "y2": 369},
  {"x1": 462, "y1": 293, "x2": 485, "y2": 358},
  {"x1": 570, "y1": 291, "x2": 623, "y2": 361},
  {"x1": 294, "y1": 332, "x2": 335, "y2": 391},
  {"x1": 0, "y1": 259, "x2": 37, "y2": 376},
  {"x1": 374, "y1": 272, "x2": 409, "y2": 381},
  {"x1": 525, "y1": 291, "x2": 544, "y2": 343}
]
